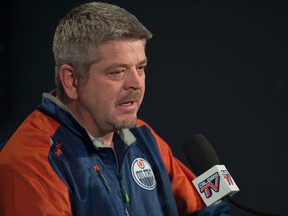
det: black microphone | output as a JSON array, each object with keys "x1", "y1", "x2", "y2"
[
  {"x1": 183, "y1": 133, "x2": 220, "y2": 176},
  {"x1": 182, "y1": 134, "x2": 281, "y2": 216}
]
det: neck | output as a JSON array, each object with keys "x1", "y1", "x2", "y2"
[{"x1": 96, "y1": 133, "x2": 115, "y2": 149}]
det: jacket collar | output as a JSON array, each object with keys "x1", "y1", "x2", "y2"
[{"x1": 40, "y1": 90, "x2": 136, "y2": 150}]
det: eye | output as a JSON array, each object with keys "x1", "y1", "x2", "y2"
[
  {"x1": 108, "y1": 68, "x2": 126, "y2": 79},
  {"x1": 137, "y1": 65, "x2": 147, "y2": 74},
  {"x1": 137, "y1": 65, "x2": 147, "y2": 70}
]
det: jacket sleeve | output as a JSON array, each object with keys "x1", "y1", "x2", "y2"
[
  {"x1": 137, "y1": 119, "x2": 230, "y2": 216},
  {"x1": 191, "y1": 201, "x2": 230, "y2": 216},
  {"x1": 0, "y1": 112, "x2": 72, "y2": 216},
  {"x1": 136, "y1": 119, "x2": 204, "y2": 214}
]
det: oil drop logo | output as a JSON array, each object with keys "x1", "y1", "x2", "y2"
[{"x1": 131, "y1": 158, "x2": 156, "y2": 190}]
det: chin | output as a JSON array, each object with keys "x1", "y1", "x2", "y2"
[{"x1": 115, "y1": 117, "x2": 137, "y2": 130}]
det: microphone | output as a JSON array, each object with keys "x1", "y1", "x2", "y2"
[
  {"x1": 183, "y1": 134, "x2": 239, "y2": 206},
  {"x1": 182, "y1": 134, "x2": 281, "y2": 216}
]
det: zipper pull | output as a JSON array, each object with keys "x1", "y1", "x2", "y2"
[
  {"x1": 94, "y1": 165, "x2": 111, "y2": 192},
  {"x1": 118, "y1": 175, "x2": 129, "y2": 203}
]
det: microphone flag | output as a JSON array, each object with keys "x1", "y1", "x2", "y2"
[{"x1": 192, "y1": 165, "x2": 240, "y2": 206}]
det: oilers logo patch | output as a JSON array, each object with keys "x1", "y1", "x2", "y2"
[{"x1": 131, "y1": 158, "x2": 156, "y2": 190}]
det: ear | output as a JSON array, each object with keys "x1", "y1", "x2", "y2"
[{"x1": 59, "y1": 64, "x2": 78, "y2": 100}]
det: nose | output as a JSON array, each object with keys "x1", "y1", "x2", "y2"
[{"x1": 124, "y1": 68, "x2": 145, "y2": 90}]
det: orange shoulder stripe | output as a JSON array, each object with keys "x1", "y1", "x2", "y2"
[{"x1": 0, "y1": 110, "x2": 72, "y2": 216}]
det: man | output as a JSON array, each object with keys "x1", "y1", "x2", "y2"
[{"x1": 0, "y1": 2, "x2": 229, "y2": 215}]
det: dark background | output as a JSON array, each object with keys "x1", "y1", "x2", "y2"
[{"x1": 1, "y1": 0, "x2": 287, "y2": 215}]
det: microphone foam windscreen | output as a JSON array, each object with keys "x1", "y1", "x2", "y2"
[{"x1": 182, "y1": 134, "x2": 220, "y2": 176}]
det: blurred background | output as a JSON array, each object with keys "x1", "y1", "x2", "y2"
[{"x1": 1, "y1": 0, "x2": 287, "y2": 215}]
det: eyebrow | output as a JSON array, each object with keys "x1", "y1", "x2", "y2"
[
  {"x1": 105, "y1": 58, "x2": 148, "y2": 70},
  {"x1": 139, "y1": 58, "x2": 148, "y2": 65}
]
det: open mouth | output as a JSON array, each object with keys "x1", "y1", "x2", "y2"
[{"x1": 120, "y1": 101, "x2": 135, "y2": 106}]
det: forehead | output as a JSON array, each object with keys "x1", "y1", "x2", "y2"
[
  {"x1": 89, "y1": 40, "x2": 147, "y2": 72},
  {"x1": 97, "y1": 40, "x2": 146, "y2": 59}
]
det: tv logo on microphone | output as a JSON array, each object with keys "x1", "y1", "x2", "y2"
[
  {"x1": 193, "y1": 165, "x2": 240, "y2": 206},
  {"x1": 198, "y1": 172, "x2": 220, "y2": 198}
]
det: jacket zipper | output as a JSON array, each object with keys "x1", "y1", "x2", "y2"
[
  {"x1": 111, "y1": 149, "x2": 130, "y2": 216},
  {"x1": 93, "y1": 165, "x2": 111, "y2": 192},
  {"x1": 94, "y1": 149, "x2": 130, "y2": 215}
]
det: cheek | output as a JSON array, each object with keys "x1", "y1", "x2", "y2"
[
  {"x1": 78, "y1": 82, "x2": 103, "y2": 104},
  {"x1": 95, "y1": 86, "x2": 119, "y2": 106}
]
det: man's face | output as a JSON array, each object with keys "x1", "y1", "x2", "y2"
[{"x1": 76, "y1": 40, "x2": 147, "y2": 136}]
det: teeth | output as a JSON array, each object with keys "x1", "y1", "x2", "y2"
[{"x1": 121, "y1": 102, "x2": 132, "y2": 106}]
